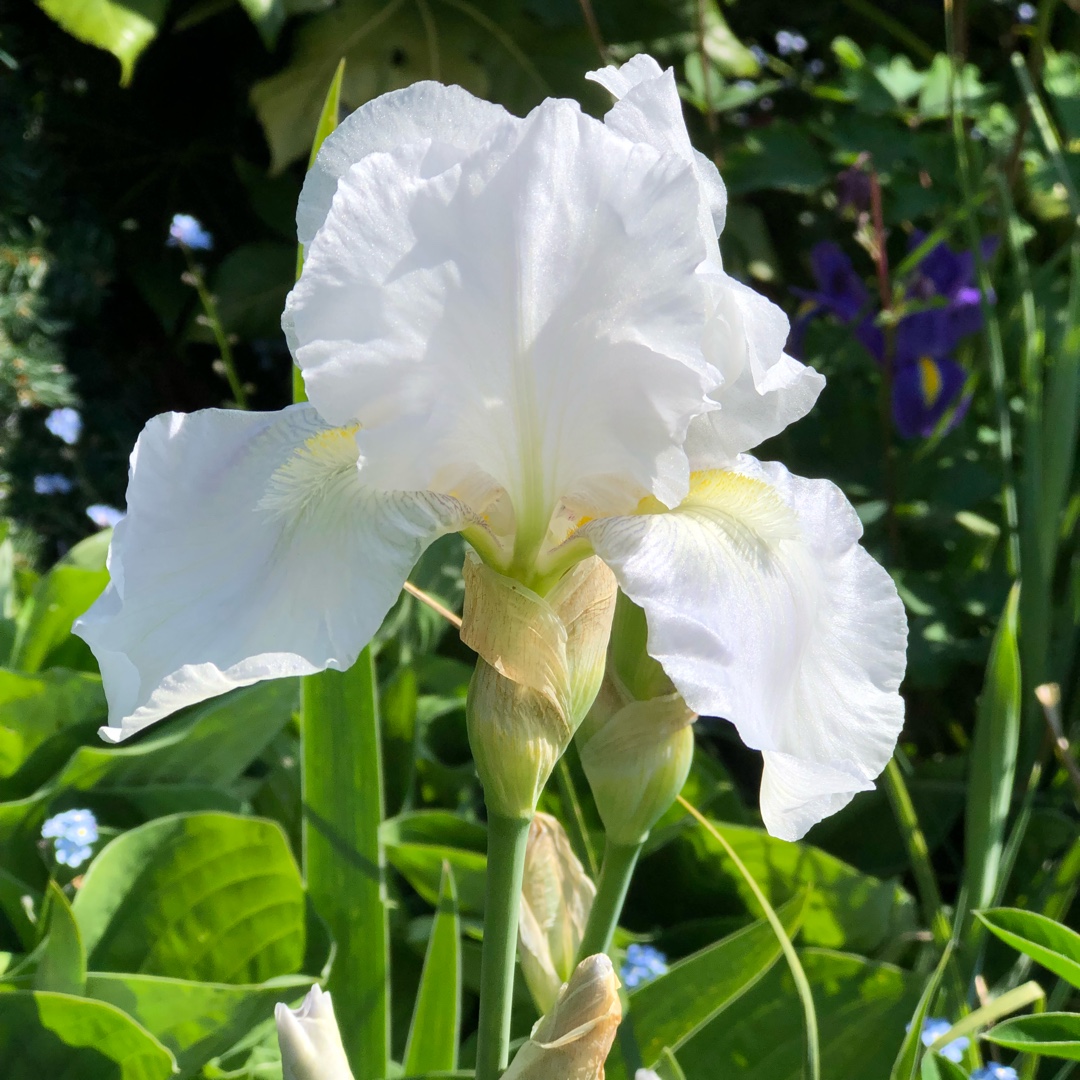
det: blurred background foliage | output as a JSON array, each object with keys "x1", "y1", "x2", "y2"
[{"x1": 2, "y1": 0, "x2": 1080, "y2": 1076}]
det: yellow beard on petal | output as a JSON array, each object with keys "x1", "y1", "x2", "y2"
[
  {"x1": 258, "y1": 423, "x2": 361, "y2": 520},
  {"x1": 918, "y1": 355, "x2": 943, "y2": 407}
]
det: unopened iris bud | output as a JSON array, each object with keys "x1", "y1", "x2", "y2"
[
  {"x1": 275, "y1": 985, "x2": 355, "y2": 1080},
  {"x1": 578, "y1": 595, "x2": 696, "y2": 846},
  {"x1": 519, "y1": 812, "x2": 597, "y2": 1013},
  {"x1": 461, "y1": 553, "x2": 617, "y2": 819},
  {"x1": 503, "y1": 954, "x2": 622, "y2": 1080}
]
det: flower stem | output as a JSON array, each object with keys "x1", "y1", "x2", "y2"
[
  {"x1": 881, "y1": 756, "x2": 953, "y2": 950},
  {"x1": 578, "y1": 837, "x2": 643, "y2": 959},
  {"x1": 183, "y1": 251, "x2": 248, "y2": 409},
  {"x1": 475, "y1": 811, "x2": 531, "y2": 1080}
]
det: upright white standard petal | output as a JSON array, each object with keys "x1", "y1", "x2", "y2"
[
  {"x1": 276, "y1": 985, "x2": 355, "y2": 1080},
  {"x1": 286, "y1": 95, "x2": 719, "y2": 547},
  {"x1": 589, "y1": 56, "x2": 824, "y2": 463},
  {"x1": 587, "y1": 54, "x2": 727, "y2": 240},
  {"x1": 584, "y1": 460, "x2": 907, "y2": 841},
  {"x1": 75, "y1": 405, "x2": 470, "y2": 739},
  {"x1": 296, "y1": 81, "x2": 514, "y2": 252},
  {"x1": 688, "y1": 271, "x2": 826, "y2": 465}
]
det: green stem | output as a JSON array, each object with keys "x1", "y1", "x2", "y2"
[
  {"x1": 475, "y1": 812, "x2": 531, "y2": 1080},
  {"x1": 578, "y1": 838, "x2": 642, "y2": 958},
  {"x1": 183, "y1": 251, "x2": 248, "y2": 409},
  {"x1": 882, "y1": 757, "x2": 952, "y2": 950},
  {"x1": 554, "y1": 754, "x2": 599, "y2": 879}
]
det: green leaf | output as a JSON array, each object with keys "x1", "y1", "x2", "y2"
[
  {"x1": 71, "y1": 812, "x2": 306, "y2": 983},
  {"x1": 383, "y1": 811, "x2": 487, "y2": 916},
  {"x1": 676, "y1": 949, "x2": 920, "y2": 1080},
  {"x1": 985, "y1": 1013, "x2": 1080, "y2": 1060},
  {"x1": 86, "y1": 970, "x2": 314, "y2": 1074},
  {"x1": 236, "y1": 0, "x2": 285, "y2": 48},
  {"x1": 638, "y1": 820, "x2": 916, "y2": 954},
  {"x1": 0, "y1": 989, "x2": 176, "y2": 1078},
  {"x1": 721, "y1": 122, "x2": 831, "y2": 195},
  {"x1": 34, "y1": 882, "x2": 87, "y2": 997},
  {"x1": 0, "y1": 668, "x2": 105, "y2": 798},
  {"x1": 52, "y1": 679, "x2": 297, "y2": 794},
  {"x1": 250, "y1": 0, "x2": 598, "y2": 172},
  {"x1": 35, "y1": 0, "x2": 168, "y2": 84},
  {"x1": 0, "y1": 790, "x2": 50, "y2": 888},
  {"x1": 921, "y1": 1053, "x2": 970, "y2": 1080},
  {"x1": 606, "y1": 894, "x2": 806, "y2": 1077},
  {"x1": 301, "y1": 656, "x2": 389, "y2": 1079},
  {"x1": 404, "y1": 863, "x2": 461, "y2": 1074},
  {"x1": 652, "y1": 1047, "x2": 688, "y2": 1080},
  {"x1": 918, "y1": 53, "x2": 993, "y2": 119},
  {"x1": 9, "y1": 531, "x2": 110, "y2": 674},
  {"x1": 964, "y1": 584, "x2": 1021, "y2": 917},
  {"x1": 978, "y1": 907, "x2": 1080, "y2": 990},
  {"x1": 890, "y1": 940, "x2": 955, "y2": 1080}
]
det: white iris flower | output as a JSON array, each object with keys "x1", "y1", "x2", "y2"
[{"x1": 74, "y1": 55, "x2": 906, "y2": 841}]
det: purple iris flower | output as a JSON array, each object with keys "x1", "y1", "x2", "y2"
[{"x1": 794, "y1": 237, "x2": 989, "y2": 439}]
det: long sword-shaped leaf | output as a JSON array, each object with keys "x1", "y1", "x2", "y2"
[{"x1": 404, "y1": 862, "x2": 462, "y2": 1074}]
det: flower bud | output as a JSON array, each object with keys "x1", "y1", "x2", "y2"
[
  {"x1": 578, "y1": 595, "x2": 696, "y2": 846},
  {"x1": 519, "y1": 812, "x2": 597, "y2": 1013},
  {"x1": 503, "y1": 954, "x2": 622, "y2": 1080},
  {"x1": 275, "y1": 985, "x2": 354, "y2": 1080},
  {"x1": 461, "y1": 553, "x2": 617, "y2": 818}
]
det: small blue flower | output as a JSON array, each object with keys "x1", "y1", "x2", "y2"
[
  {"x1": 1016, "y1": 2, "x2": 1036, "y2": 22},
  {"x1": 86, "y1": 504, "x2": 124, "y2": 529},
  {"x1": 167, "y1": 213, "x2": 214, "y2": 252},
  {"x1": 42, "y1": 809, "x2": 98, "y2": 869},
  {"x1": 776, "y1": 30, "x2": 808, "y2": 55},
  {"x1": 808, "y1": 59, "x2": 826, "y2": 77},
  {"x1": 972, "y1": 1066, "x2": 1018, "y2": 1080},
  {"x1": 621, "y1": 943, "x2": 668, "y2": 989},
  {"x1": 34, "y1": 473, "x2": 74, "y2": 495},
  {"x1": 45, "y1": 407, "x2": 82, "y2": 445},
  {"x1": 919, "y1": 1017, "x2": 970, "y2": 1063}
]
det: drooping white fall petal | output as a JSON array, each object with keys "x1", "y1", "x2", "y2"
[
  {"x1": 584, "y1": 458, "x2": 907, "y2": 842},
  {"x1": 75, "y1": 405, "x2": 470, "y2": 740}
]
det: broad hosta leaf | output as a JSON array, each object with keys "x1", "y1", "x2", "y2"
[
  {"x1": 404, "y1": 863, "x2": 461, "y2": 1074},
  {"x1": 0, "y1": 669, "x2": 105, "y2": 799},
  {"x1": 637, "y1": 820, "x2": 916, "y2": 954},
  {"x1": 86, "y1": 970, "x2": 313, "y2": 1075},
  {"x1": 34, "y1": 883, "x2": 87, "y2": 997},
  {"x1": 978, "y1": 907, "x2": 1080, "y2": 989},
  {"x1": 676, "y1": 949, "x2": 920, "y2": 1080},
  {"x1": 35, "y1": 0, "x2": 169, "y2": 85},
  {"x1": 52, "y1": 679, "x2": 297, "y2": 794},
  {"x1": 9, "y1": 531, "x2": 110, "y2": 674},
  {"x1": 605, "y1": 894, "x2": 806, "y2": 1078},
  {"x1": 985, "y1": 1013, "x2": 1080, "y2": 1060},
  {"x1": 0, "y1": 989, "x2": 176, "y2": 1078},
  {"x1": 250, "y1": 0, "x2": 601, "y2": 172},
  {"x1": 72, "y1": 812, "x2": 305, "y2": 983}
]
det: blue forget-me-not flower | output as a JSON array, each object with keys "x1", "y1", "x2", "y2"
[
  {"x1": 45, "y1": 407, "x2": 82, "y2": 445},
  {"x1": 168, "y1": 213, "x2": 214, "y2": 252},
  {"x1": 793, "y1": 233, "x2": 994, "y2": 439},
  {"x1": 621, "y1": 943, "x2": 668, "y2": 989},
  {"x1": 34, "y1": 474, "x2": 74, "y2": 496},
  {"x1": 972, "y1": 1066, "x2": 1019, "y2": 1080},
  {"x1": 918, "y1": 1017, "x2": 970, "y2": 1063},
  {"x1": 87, "y1": 504, "x2": 124, "y2": 529},
  {"x1": 42, "y1": 808, "x2": 99, "y2": 868}
]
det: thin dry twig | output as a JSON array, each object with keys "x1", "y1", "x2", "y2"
[{"x1": 403, "y1": 580, "x2": 462, "y2": 628}]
